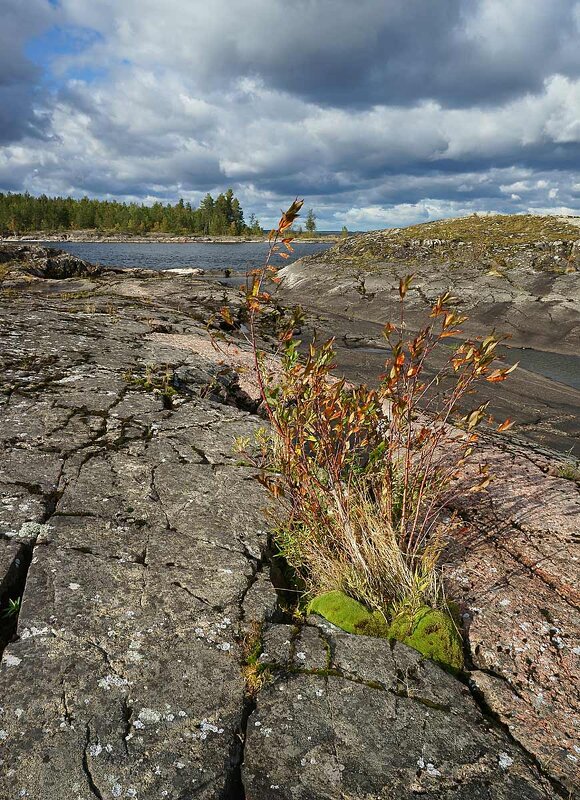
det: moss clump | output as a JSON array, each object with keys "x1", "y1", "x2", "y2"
[
  {"x1": 388, "y1": 605, "x2": 464, "y2": 672},
  {"x1": 308, "y1": 591, "x2": 389, "y2": 638}
]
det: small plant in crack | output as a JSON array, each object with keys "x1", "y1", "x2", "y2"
[
  {"x1": 123, "y1": 364, "x2": 177, "y2": 400},
  {"x1": 557, "y1": 460, "x2": 580, "y2": 482},
  {"x1": 241, "y1": 621, "x2": 270, "y2": 696},
  {"x1": 2, "y1": 597, "x2": 21, "y2": 618}
]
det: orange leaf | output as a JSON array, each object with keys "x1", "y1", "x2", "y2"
[
  {"x1": 497, "y1": 418, "x2": 514, "y2": 432},
  {"x1": 219, "y1": 306, "x2": 233, "y2": 326}
]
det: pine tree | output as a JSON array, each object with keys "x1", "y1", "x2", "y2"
[{"x1": 305, "y1": 209, "x2": 317, "y2": 234}]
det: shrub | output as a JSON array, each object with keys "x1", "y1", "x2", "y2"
[{"x1": 232, "y1": 201, "x2": 516, "y2": 628}]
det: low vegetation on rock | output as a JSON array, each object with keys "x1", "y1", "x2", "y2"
[
  {"x1": 307, "y1": 590, "x2": 390, "y2": 638},
  {"x1": 313, "y1": 213, "x2": 580, "y2": 274},
  {"x1": 387, "y1": 213, "x2": 580, "y2": 245},
  {"x1": 231, "y1": 201, "x2": 517, "y2": 669}
]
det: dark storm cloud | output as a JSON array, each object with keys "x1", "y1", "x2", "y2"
[
  {"x1": 208, "y1": 0, "x2": 580, "y2": 108},
  {"x1": 57, "y1": 0, "x2": 580, "y2": 109},
  {"x1": 0, "y1": 1, "x2": 56, "y2": 143}
]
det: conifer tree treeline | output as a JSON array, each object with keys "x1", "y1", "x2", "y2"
[{"x1": 0, "y1": 190, "x2": 264, "y2": 236}]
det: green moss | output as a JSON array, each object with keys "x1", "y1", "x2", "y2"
[
  {"x1": 308, "y1": 591, "x2": 389, "y2": 638},
  {"x1": 388, "y1": 605, "x2": 464, "y2": 672}
]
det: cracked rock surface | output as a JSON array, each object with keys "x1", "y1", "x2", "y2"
[
  {"x1": 445, "y1": 439, "x2": 580, "y2": 795},
  {"x1": 0, "y1": 246, "x2": 575, "y2": 799},
  {"x1": 0, "y1": 248, "x2": 269, "y2": 799}
]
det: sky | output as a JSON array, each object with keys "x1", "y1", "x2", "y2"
[{"x1": 1, "y1": 0, "x2": 580, "y2": 230}]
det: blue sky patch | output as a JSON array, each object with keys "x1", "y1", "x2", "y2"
[{"x1": 25, "y1": 25, "x2": 105, "y2": 87}]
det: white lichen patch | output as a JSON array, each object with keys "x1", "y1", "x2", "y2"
[
  {"x1": 498, "y1": 752, "x2": 514, "y2": 769},
  {"x1": 68, "y1": 583, "x2": 81, "y2": 591},
  {"x1": 138, "y1": 708, "x2": 161, "y2": 724},
  {"x1": 3, "y1": 654, "x2": 22, "y2": 667},
  {"x1": 127, "y1": 650, "x2": 143, "y2": 662},
  {"x1": 7, "y1": 521, "x2": 52, "y2": 540},
  {"x1": 20, "y1": 626, "x2": 50, "y2": 640},
  {"x1": 88, "y1": 743, "x2": 103, "y2": 757},
  {"x1": 98, "y1": 674, "x2": 128, "y2": 690},
  {"x1": 417, "y1": 757, "x2": 441, "y2": 777},
  {"x1": 199, "y1": 719, "x2": 225, "y2": 740}
]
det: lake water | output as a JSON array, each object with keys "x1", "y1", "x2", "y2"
[
  {"x1": 43, "y1": 240, "x2": 332, "y2": 273},
  {"x1": 500, "y1": 346, "x2": 580, "y2": 391}
]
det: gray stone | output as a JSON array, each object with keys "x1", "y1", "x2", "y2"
[
  {"x1": 259, "y1": 624, "x2": 295, "y2": 667},
  {"x1": 292, "y1": 625, "x2": 328, "y2": 671},
  {"x1": 243, "y1": 672, "x2": 554, "y2": 799},
  {"x1": 241, "y1": 571, "x2": 279, "y2": 636}
]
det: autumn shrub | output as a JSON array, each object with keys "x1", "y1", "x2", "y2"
[{"x1": 232, "y1": 201, "x2": 516, "y2": 622}]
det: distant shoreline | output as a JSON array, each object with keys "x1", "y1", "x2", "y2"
[{"x1": 0, "y1": 232, "x2": 341, "y2": 245}]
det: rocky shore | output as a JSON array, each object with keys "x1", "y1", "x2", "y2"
[
  {"x1": 0, "y1": 244, "x2": 578, "y2": 799},
  {"x1": 1, "y1": 231, "x2": 338, "y2": 245},
  {"x1": 280, "y1": 215, "x2": 580, "y2": 454}
]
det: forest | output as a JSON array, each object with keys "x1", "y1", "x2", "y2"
[{"x1": 0, "y1": 190, "x2": 264, "y2": 236}]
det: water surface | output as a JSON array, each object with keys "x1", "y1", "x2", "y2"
[
  {"x1": 44, "y1": 240, "x2": 331, "y2": 273},
  {"x1": 500, "y1": 347, "x2": 580, "y2": 391}
]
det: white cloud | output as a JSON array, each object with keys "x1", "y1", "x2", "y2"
[{"x1": 1, "y1": 1, "x2": 580, "y2": 228}]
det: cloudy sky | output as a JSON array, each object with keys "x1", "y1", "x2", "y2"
[{"x1": 1, "y1": 0, "x2": 580, "y2": 229}]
